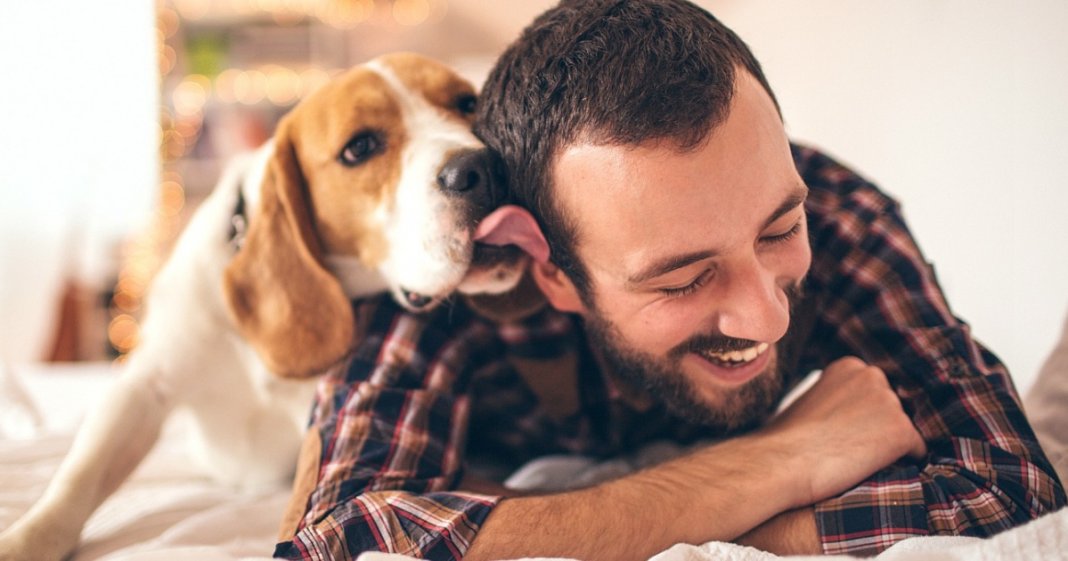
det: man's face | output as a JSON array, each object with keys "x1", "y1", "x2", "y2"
[{"x1": 546, "y1": 70, "x2": 811, "y2": 432}]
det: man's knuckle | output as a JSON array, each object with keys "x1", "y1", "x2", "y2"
[{"x1": 836, "y1": 356, "x2": 867, "y2": 371}]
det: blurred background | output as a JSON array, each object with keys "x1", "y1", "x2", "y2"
[{"x1": 0, "y1": 0, "x2": 1065, "y2": 394}]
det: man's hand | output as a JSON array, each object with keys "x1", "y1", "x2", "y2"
[
  {"x1": 764, "y1": 356, "x2": 927, "y2": 509},
  {"x1": 736, "y1": 357, "x2": 926, "y2": 555}
]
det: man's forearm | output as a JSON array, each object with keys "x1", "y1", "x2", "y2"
[
  {"x1": 464, "y1": 357, "x2": 924, "y2": 561},
  {"x1": 464, "y1": 432, "x2": 804, "y2": 561},
  {"x1": 735, "y1": 507, "x2": 820, "y2": 555}
]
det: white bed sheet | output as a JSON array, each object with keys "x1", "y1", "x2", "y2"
[
  {"x1": 0, "y1": 362, "x2": 284, "y2": 561},
  {"x1": 2, "y1": 362, "x2": 1065, "y2": 561}
]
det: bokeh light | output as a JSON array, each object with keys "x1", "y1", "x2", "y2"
[
  {"x1": 108, "y1": 314, "x2": 140, "y2": 353},
  {"x1": 265, "y1": 65, "x2": 301, "y2": 105},
  {"x1": 317, "y1": 0, "x2": 374, "y2": 28},
  {"x1": 393, "y1": 0, "x2": 430, "y2": 26},
  {"x1": 233, "y1": 70, "x2": 268, "y2": 105},
  {"x1": 172, "y1": 75, "x2": 210, "y2": 116}
]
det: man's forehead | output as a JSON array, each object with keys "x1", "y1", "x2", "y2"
[
  {"x1": 548, "y1": 70, "x2": 786, "y2": 205},
  {"x1": 547, "y1": 70, "x2": 799, "y2": 282}
]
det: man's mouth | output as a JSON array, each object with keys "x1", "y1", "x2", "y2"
[{"x1": 696, "y1": 342, "x2": 770, "y2": 367}]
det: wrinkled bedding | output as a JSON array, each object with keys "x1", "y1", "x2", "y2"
[{"x1": 1, "y1": 362, "x2": 1065, "y2": 561}]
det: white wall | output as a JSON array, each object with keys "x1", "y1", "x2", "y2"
[
  {"x1": 1, "y1": 1, "x2": 1064, "y2": 393},
  {"x1": 706, "y1": 1, "x2": 1068, "y2": 393},
  {"x1": 0, "y1": 1, "x2": 158, "y2": 361}
]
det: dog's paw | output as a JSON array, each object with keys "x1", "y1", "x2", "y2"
[
  {"x1": 0, "y1": 530, "x2": 32, "y2": 561},
  {"x1": 0, "y1": 519, "x2": 76, "y2": 561}
]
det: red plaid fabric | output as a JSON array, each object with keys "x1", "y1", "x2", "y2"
[
  {"x1": 793, "y1": 145, "x2": 1065, "y2": 553},
  {"x1": 274, "y1": 145, "x2": 1064, "y2": 560}
]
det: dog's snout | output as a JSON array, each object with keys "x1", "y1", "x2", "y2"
[{"x1": 437, "y1": 149, "x2": 506, "y2": 207}]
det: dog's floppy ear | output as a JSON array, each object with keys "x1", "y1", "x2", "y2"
[{"x1": 223, "y1": 124, "x2": 354, "y2": 378}]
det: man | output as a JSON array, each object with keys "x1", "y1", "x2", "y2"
[{"x1": 274, "y1": 1, "x2": 1065, "y2": 559}]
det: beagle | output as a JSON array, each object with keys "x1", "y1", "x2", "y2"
[{"x1": 0, "y1": 53, "x2": 533, "y2": 561}]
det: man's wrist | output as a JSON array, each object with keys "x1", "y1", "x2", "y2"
[
  {"x1": 628, "y1": 431, "x2": 820, "y2": 543},
  {"x1": 731, "y1": 427, "x2": 820, "y2": 510}
]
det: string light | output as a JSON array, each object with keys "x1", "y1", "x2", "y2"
[
  {"x1": 108, "y1": 314, "x2": 140, "y2": 354},
  {"x1": 172, "y1": 75, "x2": 209, "y2": 116},
  {"x1": 167, "y1": 0, "x2": 448, "y2": 29},
  {"x1": 174, "y1": 0, "x2": 211, "y2": 20},
  {"x1": 299, "y1": 67, "x2": 332, "y2": 97},
  {"x1": 316, "y1": 0, "x2": 375, "y2": 28},
  {"x1": 214, "y1": 68, "x2": 242, "y2": 103},
  {"x1": 159, "y1": 178, "x2": 186, "y2": 217},
  {"x1": 392, "y1": 0, "x2": 430, "y2": 26}
]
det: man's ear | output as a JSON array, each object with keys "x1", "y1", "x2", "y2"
[{"x1": 530, "y1": 260, "x2": 586, "y2": 314}]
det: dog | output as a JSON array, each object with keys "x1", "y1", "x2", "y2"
[{"x1": 0, "y1": 52, "x2": 532, "y2": 561}]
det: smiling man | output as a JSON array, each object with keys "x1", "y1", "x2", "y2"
[
  {"x1": 275, "y1": 1, "x2": 1064, "y2": 560},
  {"x1": 540, "y1": 69, "x2": 812, "y2": 435}
]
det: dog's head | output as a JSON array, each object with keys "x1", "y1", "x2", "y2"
[{"x1": 223, "y1": 53, "x2": 536, "y2": 378}]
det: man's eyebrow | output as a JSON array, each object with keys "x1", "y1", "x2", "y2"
[
  {"x1": 626, "y1": 183, "x2": 809, "y2": 287},
  {"x1": 626, "y1": 249, "x2": 718, "y2": 287},
  {"x1": 762, "y1": 184, "x2": 809, "y2": 230}
]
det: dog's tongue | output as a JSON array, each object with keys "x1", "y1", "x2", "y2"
[{"x1": 474, "y1": 205, "x2": 550, "y2": 264}]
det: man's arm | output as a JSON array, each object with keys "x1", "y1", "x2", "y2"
[
  {"x1": 793, "y1": 144, "x2": 1066, "y2": 555},
  {"x1": 466, "y1": 435, "x2": 798, "y2": 561},
  {"x1": 465, "y1": 357, "x2": 924, "y2": 561},
  {"x1": 274, "y1": 298, "x2": 506, "y2": 561},
  {"x1": 735, "y1": 508, "x2": 820, "y2": 555},
  {"x1": 278, "y1": 291, "x2": 921, "y2": 561}
]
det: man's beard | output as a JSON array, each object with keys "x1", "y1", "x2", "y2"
[{"x1": 583, "y1": 286, "x2": 801, "y2": 435}]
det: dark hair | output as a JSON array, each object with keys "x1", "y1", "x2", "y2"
[{"x1": 475, "y1": 0, "x2": 780, "y2": 301}]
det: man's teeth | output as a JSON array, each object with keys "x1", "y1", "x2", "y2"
[{"x1": 701, "y1": 342, "x2": 769, "y2": 364}]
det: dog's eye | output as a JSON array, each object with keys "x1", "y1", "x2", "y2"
[
  {"x1": 455, "y1": 94, "x2": 477, "y2": 115},
  {"x1": 338, "y1": 131, "x2": 382, "y2": 167}
]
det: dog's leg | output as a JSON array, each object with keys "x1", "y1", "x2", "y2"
[{"x1": 0, "y1": 363, "x2": 171, "y2": 561}]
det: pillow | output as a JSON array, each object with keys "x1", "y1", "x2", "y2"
[{"x1": 1024, "y1": 308, "x2": 1068, "y2": 484}]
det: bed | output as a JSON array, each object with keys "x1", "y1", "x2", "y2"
[
  {"x1": 1, "y1": 361, "x2": 1065, "y2": 561},
  {"x1": 0, "y1": 362, "x2": 282, "y2": 561}
]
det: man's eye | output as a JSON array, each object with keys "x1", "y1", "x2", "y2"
[
  {"x1": 762, "y1": 220, "x2": 802, "y2": 245},
  {"x1": 338, "y1": 131, "x2": 383, "y2": 167},
  {"x1": 659, "y1": 269, "x2": 714, "y2": 298}
]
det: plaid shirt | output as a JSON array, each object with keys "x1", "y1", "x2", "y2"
[{"x1": 274, "y1": 145, "x2": 1065, "y2": 560}]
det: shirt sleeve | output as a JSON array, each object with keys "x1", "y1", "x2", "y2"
[
  {"x1": 274, "y1": 296, "x2": 504, "y2": 561},
  {"x1": 792, "y1": 145, "x2": 1066, "y2": 555}
]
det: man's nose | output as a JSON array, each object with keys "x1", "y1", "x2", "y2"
[
  {"x1": 715, "y1": 256, "x2": 791, "y2": 343},
  {"x1": 436, "y1": 148, "x2": 507, "y2": 208}
]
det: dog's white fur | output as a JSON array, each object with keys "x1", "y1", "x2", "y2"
[
  {"x1": 0, "y1": 53, "x2": 523, "y2": 561},
  {"x1": 363, "y1": 58, "x2": 523, "y2": 303}
]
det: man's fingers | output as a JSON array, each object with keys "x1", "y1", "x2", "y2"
[
  {"x1": 826, "y1": 355, "x2": 868, "y2": 374},
  {"x1": 773, "y1": 354, "x2": 933, "y2": 503}
]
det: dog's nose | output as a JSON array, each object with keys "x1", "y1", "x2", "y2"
[{"x1": 437, "y1": 149, "x2": 506, "y2": 207}]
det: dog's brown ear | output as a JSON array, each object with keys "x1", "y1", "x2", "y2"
[{"x1": 223, "y1": 127, "x2": 354, "y2": 378}]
